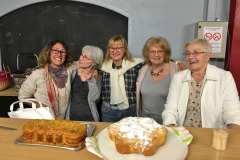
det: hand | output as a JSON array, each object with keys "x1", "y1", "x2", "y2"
[
  {"x1": 176, "y1": 61, "x2": 187, "y2": 71},
  {"x1": 82, "y1": 69, "x2": 93, "y2": 81},
  {"x1": 25, "y1": 101, "x2": 46, "y2": 108},
  {"x1": 93, "y1": 70, "x2": 99, "y2": 82},
  {"x1": 78, "y1": 65, "x2": 95, "y2": 81},
  {"x1": 227, "y1": 124, "x2": 240, "y2": 129}
]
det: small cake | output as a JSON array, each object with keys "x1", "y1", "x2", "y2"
[
  {"x1": 22, "y1": 119, "x2": 87, "y2": 147},
  {"x1": 108, "y1": 117, "x2": 168, "y2": 156}
]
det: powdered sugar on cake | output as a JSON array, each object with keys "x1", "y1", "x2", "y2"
[
  {"x1": 108, "y1": 117, "x2": 168, "y2": 156},
  {"x1": 113, "y1": 117, "x2": 164, "y2": 144}
]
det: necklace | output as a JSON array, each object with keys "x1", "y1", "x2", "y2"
[{"x1": 151, "y1": 64, "x2": 164, "y2": 76}]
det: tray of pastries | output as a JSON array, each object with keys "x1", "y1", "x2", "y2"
[{"x1": 14, "y1": 119, "x2": 96, "y2": 150}]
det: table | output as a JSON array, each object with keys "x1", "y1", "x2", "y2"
[
  {"x1": 0, "y1": 85, "x2": 18, "y2": 96},
  {"x1": 0, "y1": 118, "x2": 240, "y2": 160}
]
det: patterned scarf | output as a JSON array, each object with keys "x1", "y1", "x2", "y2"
[
  {"x1": 48, "y1": 65, "x2": 68, "y2": 88},
  {"x1": 44, "y1": 65, "x2": 68, "y2": 118}
]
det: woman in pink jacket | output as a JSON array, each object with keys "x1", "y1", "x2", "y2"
[{"x1": 136, "y1": 36, "x2": 181, "y2": 124}]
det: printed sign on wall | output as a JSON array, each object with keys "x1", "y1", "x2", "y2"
[{"x1": 203, "y1": 27, "x2": 223, "y2": 53}]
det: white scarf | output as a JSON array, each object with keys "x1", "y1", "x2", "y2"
[{"x1": 101, "y1": 58, "x2": 143, "y2": 109}]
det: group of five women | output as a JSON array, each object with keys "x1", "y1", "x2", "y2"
[{"x1": 18, "y1": 35, "x2": 184, "y2": 124}]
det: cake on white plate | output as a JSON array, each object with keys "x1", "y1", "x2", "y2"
[{"x1": 107, "y1": 117, "x2": 168, "y2": 156}]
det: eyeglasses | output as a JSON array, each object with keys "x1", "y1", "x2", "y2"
[
  {"x1": 108, "y1": 47, "x2": 124, "y2": 52},
  {"x1": 80, "y1": 54, "x2": 92, "y2": 60},
  {"x1": 51, "y1": 49, "x2": 67, "y2": 55},
  {"x1": 149, "y1": 51, "x2": 164, "y2": 55},
  {"x1": 183, "y1": 51, "x2": 206, "y2": 57}
]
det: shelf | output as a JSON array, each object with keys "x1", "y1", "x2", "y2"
[{"x1": 0, "y1": 85, "x2": 18, "y2": 97}]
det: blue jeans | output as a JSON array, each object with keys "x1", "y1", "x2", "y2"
[{"x1": 101, "y1": 101, "x2": 136, "y2": 122}]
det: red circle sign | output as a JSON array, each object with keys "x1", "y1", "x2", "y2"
[
  {"x1": 213, "y1": 32, "x2": 221, "y2": 41},
  {"x1": 204, "y1": 33, "x2": 212, "y2": 41}
]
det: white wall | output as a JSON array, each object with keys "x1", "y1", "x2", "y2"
[{"x1": 0, "y1": 0, "x2": 230, "y2": 68}]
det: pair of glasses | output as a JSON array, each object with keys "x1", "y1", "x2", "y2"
[
  {"x1": 80, "y1": 54, "x2": 92, "y2": 60},
  {"x1": 183, "y1": 51, "x2": 206, "y2": 57},
  {"x1": 149, "y1": 51, "x2": 164, "y2": 55},
  {"x1": 51, "y1": 49, "x2": 67, "y2": 55},
  {"x1": 108, "y1": 47, "x2": 124, "y2": 52}
]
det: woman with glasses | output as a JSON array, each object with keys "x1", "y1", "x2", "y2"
[
  {"x1": 136, "y1": 36, "x2": 182, "y2": 124},
  {"x1": 162, "y1": 38, "x2": 240, "y2": 129},
  {"x1": 100, "y1": 35, "x2": 144, "y2": 122},
  {"x1": 18, "y1": 40, "x2": 77, "y2": 119},
  {"x1": 65, "y1": 45, "x2": 103, "y2": 121}
]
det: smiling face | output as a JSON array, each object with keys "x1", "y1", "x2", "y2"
[
  {"x1": 148, "y1": 45, "x2": 165, "y2": 66},
  {"x1": 79, "y1": 51, "x2": 94, "y2": 68},
  {"x1": 142, "y1": 37, "x2": 171, "y2": 65},
  {"x1": 109, "y1": 41, "x2": 125, "y2": 65},
  {"x1": 49, "y1": 42, "x2": 66, "y2": 68},
  {"x1": 185, "y1": 44, "x2": 211, "y2": 74}
]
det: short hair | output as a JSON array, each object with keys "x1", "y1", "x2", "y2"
[
  {"x1": 37, "y1": 40, "x2": 72, "y2": 69},
  {"x1": 184, "y1": 38, "x2": 212, "y2": 53},
  {"x1": 104, "y1": 35, "x2": 134, "y2": 62},
  {"x1": 82, "y1": 45, "x2": 104, "y2": 69},
  {"x1": 142, "y1": 36, "x2": 171, "y2": 64}
]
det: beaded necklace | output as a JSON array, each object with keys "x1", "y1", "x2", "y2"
[{"x1": 151, "y1": 64, "x2": 164, "y2": 76}]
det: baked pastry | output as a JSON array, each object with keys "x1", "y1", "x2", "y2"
[
  {"x1": 108, "y1": 117, "x2": 168, "y2": 156},
  {"x1": 22, "y1": 119, "x2": 87, "y2": 147}
]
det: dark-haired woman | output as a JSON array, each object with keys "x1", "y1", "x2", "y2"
[{"x1": 19, "y1": 40, "x2": 77, "y2": 119}]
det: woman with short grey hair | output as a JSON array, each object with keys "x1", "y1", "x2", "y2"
[{"x1": 66, "y1": 45, "x2": 103, "y2": 121}]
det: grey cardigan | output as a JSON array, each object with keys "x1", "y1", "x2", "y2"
[{"x1": 65, "y1": 69, "x2": 101, "y2": 121}]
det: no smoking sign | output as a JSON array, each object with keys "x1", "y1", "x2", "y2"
[
  {"x1": 197, "y1": 21, "x2": 228, "y2": 58},
  {"x1": 203, "y1": 27, "x2": 223, "y2": 52},
  {"x1": 204, "y1": 32, "x2": 221, "y2": 41}
]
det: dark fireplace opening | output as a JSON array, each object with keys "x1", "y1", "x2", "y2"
[{"x1": 0, "y1": 0, "x2": 128, "y2": 72}]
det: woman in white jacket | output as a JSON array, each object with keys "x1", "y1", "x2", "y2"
[{"x1": 162, "y1": 38, "x2": 240, "y2": 129}]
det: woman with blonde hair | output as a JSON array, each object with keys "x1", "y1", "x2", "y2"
[{"x1": 100, "y1": 35, "x2": 144, "y2": 122}]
